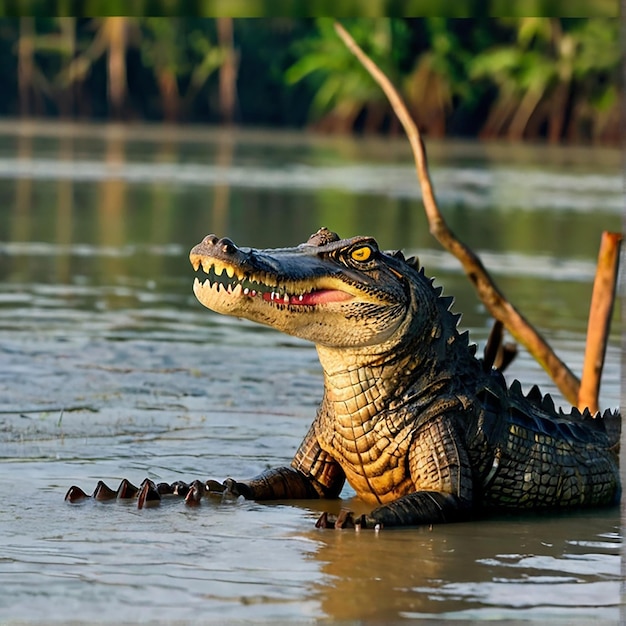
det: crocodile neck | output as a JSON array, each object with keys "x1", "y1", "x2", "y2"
[
  {"x1": 315, "y1": 298, "x2": 484, "y2": 418},
  {"x1": 316, "y1": 343, "x2": 416, "y2": 422},
  {"x1": 314, "y1": 327, "x2": 485, "y2": 504}
]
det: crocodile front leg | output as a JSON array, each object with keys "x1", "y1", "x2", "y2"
[
  {"x1": 65, "y1": 422, "x2": 346, "y2": 508},
  {"x1": 317, "y1": 413, "x2": 475, "y2": 529},
  {"x1": 224, "y1": 421, "x2": 347, "y2": 500},
  {"x1": 316, "y1": 491, "x2": 471, "y2": 529},
  {"x1": 65, "y1": 467, "x2": 327, "y2": 508},
  {"x1": 216, "y1": 466, "x2": 325, "y2": 500}
]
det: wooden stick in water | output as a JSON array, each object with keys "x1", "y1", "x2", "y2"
[{"x1": 578, "y1": 231, "x2": 622, "y2": 413}]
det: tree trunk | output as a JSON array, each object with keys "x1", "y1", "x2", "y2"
[
  {"x1": 17, "y1": 17, "x2": 35, "y2": 116},
  {"x1": 105, "y1": 17, "x2": 128, "y2": 119},
  {"x1": 217, "y1": 17, "x2": 237, "y2": 125}
]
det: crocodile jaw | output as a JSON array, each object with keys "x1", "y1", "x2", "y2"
[
  {"x1": 192, "y1": 275, "x2": 354, "y2": 315},
  {"x1": 190, "y1": 254, "x2": 368, "y2": 345},
  {"x1": 189, "y1": 234, "x2": 408, "y2": 348}
]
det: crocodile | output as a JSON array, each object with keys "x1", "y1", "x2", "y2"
[{"x1": 65, "y1": 228, "x2": 620, "y2": 528}]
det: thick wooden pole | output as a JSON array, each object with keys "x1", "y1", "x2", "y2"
[{"x1": 578, "y1": 231, "x2": 622, "y2": 412}]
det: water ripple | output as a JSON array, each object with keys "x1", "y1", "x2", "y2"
[{"x1": 0, "y1": 157, "x2": 620, "y2": 212}]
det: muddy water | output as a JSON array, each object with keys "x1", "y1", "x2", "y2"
[{"x1": 0, "y1": 123, "x2": 621, "y2": 623}]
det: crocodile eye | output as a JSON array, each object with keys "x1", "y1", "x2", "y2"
[{"x1": 350, "y1": 245, "x2": 373, "y2": 262}]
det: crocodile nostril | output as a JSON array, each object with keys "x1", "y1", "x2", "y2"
[
  {"x1": 203, "y1": 234, "x2": 219, "y2": 246},
  {"x1": 220, "y1": 237, "x2": 237, "y2": 255}
]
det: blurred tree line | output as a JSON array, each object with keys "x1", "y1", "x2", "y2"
[{"x1": 0, "y1": 17, "x2": 620, "y2": 143}]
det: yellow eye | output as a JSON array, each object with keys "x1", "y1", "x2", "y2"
[{"x1": 351, "y1": 246, "x2": 372, "y2": 262}]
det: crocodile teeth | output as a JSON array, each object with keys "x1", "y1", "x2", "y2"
[{"x1": 194, "y1": 270, "x2": 350, "y2": 308}]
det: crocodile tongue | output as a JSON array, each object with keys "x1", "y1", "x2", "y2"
[
  {"x1": 297, "y1": 289, "x2": 353, "y2": 305},
  {"x1": 260, "y1": 290, "x2": 354, "y2": 306}
]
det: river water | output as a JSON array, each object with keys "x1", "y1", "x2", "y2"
[{"x1": 0, "y1": 122, "x2": 622, "y2": 623}]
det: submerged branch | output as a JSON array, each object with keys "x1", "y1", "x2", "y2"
[{"x1": 334, "y1": 21, "x2": 582, "y2": 405}]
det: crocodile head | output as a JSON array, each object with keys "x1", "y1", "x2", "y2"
[{"x1": 189, "y1": 228, "x2": 434, "y2": 350}]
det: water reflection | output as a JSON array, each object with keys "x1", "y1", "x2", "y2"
[
  {"x1": 1, "y1": 122, "x2": 620, "y2": 393},
  {"x1": 303, "y1": 507, "x2": 620, "y2": 622},
  {"x1": 0, "y1": 123, "x2": 621, "y2": 623}
]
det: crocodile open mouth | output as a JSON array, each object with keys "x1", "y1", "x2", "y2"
[{"x1": 191, "y1": 258, "x2": 354, "y2": 307}]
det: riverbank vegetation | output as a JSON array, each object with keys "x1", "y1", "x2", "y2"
[{"x1": 0, "y1": 17, "x2": 620, "y2": 143}]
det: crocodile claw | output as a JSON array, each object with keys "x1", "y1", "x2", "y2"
[
  {"x1": 93, "y1": 480, "x2": 117, "y2": 501},
  {"x1": 316, "y1": 509, "x2": 381, "y2": 531},
  {"x1": 316, "y1": 511, "x2": 336, "y2": 528},
  {"x1": 222, "y1": 477, "x2": 242, "y2": 499},
  {"x1": 64, "y1": 476, "x2": 251, "y2": 510},
  {"x1": 156, "y1": 482, "x2": 174, "y2": 495},
  {"x1": 205, "y1": 479, "x2": 226, "y2": 495},
  {"x1": 337, "y1": 509, "x2": 358, "y2": 528},
  {"x1": 137, "y1": 479, "x2": 161, "y2": 509},
  {"x1": 65, "y1": 479, "x2": 140, "y2": 503},
  {"x1": 65, "y1": 485, "x2": 89, "y2": 503},
  {"x1": 316, "y1": 508, "x2": 356, "y2": 529},
  {"x1": 204, "y1": 478, "x2": 249, "y2": 501},
  {"x1": 117, "y1": 478, "x2": 139, "y2": 499},
  {"x1": 184, "y1": 480, "x2": 206, "y2": 506},
  {"x1": 170, "y1": 481, "x2": 191, "y2": 497}
]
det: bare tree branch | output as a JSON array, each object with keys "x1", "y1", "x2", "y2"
[{"x1": 334, "y1": 21, "x2": 582, "y2": 405}]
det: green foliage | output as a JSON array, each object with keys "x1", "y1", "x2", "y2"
[
  {"x1": 140, "y1": 19, "x2": 225, "y2": 106},
  {"x1": 187, "y1": 27, "x2": 225, "y2": 90},
  {"x1": 401, "y1": 18, "x2": 478, "y2": 136},
  {"x1": 467, "y1": 18, "x2": 620, "y2": 141},
  {"x1": 0, "y1": 0, "x2": 617, "y2": 17},
  {"x1": 286, "y1": 19, "x2": 403, "y2": 127},
  {"x1": 0, "y1": 16, "x2": 619, "y2": 142},
  {"x1": 140, "y1": 18, "x2": 186, "y2": 76}
]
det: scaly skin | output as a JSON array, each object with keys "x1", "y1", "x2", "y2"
[{"x1": 66, "y1": 229, "x2": 620, "y2": 527}]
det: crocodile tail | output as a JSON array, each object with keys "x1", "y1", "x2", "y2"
[
  {"x1": 514, "y1": 381, "x2": 621, "y2": 451},
  {"x1": 600, "y1": 408, "x2": 621, "y2": 451},
  {"x1": 562, "y1": 404, "x2": 621, "y2": 451}
]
